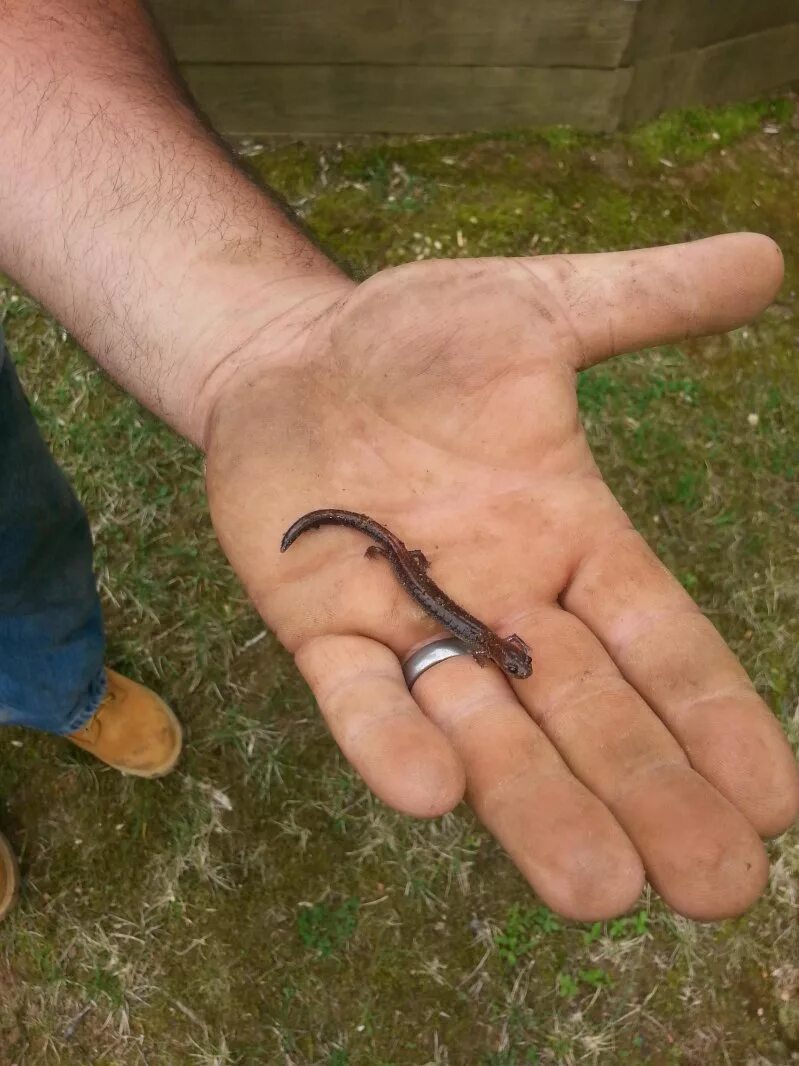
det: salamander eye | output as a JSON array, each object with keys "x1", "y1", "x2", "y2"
[{"x1": 508, "y1": 656, "x2": 532, "y2": 679}]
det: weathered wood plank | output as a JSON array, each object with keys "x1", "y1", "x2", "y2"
[
  {"x1": 181, "y1": 63, "x2": 630, "y2": 135},
  {"x1": 627, "y1": 0, "x2": 799, "y2": 61},
  {"x1": 623, "y1": 23, "x2": 799, "y2": 126},
  {"x1": 152, "y1": 0, "x2": 636, "y2": 69}
]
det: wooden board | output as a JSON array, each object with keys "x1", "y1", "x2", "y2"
[
  {"x1": 627, "y1": 0, "x2": 799, "y2": 61},
  {"x1": 181, "y1": 63, "x2": 630, "y2": 135},
  {"x1": 152, "y1": 0, "x2": 636, "y2": 69},
  {"x1": 181, "y1": 62, "x2": 630, "y2": 135},
  {"x1": 623, "y1": 23, "x2": 799, "y2": 126}
]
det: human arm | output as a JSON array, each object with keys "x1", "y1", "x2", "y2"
[
  {"x1": 1, "y1": 0, "x2": 797, "y2": 921},
  {"x1": 0, "y1": 0, "x2": 352, "y2": 445}
]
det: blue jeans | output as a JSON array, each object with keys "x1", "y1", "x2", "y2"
[{"x1": 0, "y1": 329, "x2": 106, "y2": 734}]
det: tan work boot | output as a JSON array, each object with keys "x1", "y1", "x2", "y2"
[
  {"x1": 0, "y1": 832, "x2": 20, "y2": 922},
  {"x1": 68, "y1": 668, "x2": 182, "y2": 778}
]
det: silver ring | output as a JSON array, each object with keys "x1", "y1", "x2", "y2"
[{"x1": 402, "y1": 637, "x2": 472, "y2": 689}]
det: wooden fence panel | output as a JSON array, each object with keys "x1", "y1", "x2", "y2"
[
  {"x1": 628, "y1": 0, "x2": 799, "y2": 60},
  {"x1": 152, "y1": 0, "x2": 635, "y2": 68},
  {"x1": 624, "y1": 23, "x2": 799, "y2": 125},
  {"x1": 151, "y1": 0, "x2": 799, "y2": 135},
  {"x1": 182, "y1": 63, "x2": 631, "y2": 135}
]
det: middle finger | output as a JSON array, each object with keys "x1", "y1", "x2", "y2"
[{"x1": 414, "y1": 653, "x2": 644, "y2": 921}]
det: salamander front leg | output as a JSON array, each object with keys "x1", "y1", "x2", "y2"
[
  {"x1": 472, "y1": 647, "x2": 490, "y2": 668},
  {"x1": 365, "y1": 545, "x2": 386, "y2": 561},
  {"x1": 408, "y1": 549, "x2": 430, "y2": 571},
  {"x1": 505, "y1": 634, "x2": 531, "y2": 656}
]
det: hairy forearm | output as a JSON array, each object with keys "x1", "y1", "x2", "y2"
[{"x1": 0, "y1": 0, "x2": 351, "y2": 446}]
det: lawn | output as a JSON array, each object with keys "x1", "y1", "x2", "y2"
[{"x1": 0, "y1": 95, "x2": 797, "y2": 1065}]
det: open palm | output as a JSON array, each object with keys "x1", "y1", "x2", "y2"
[{"x1": 205, "y1": 234, "x2": 799, "y2": 921}]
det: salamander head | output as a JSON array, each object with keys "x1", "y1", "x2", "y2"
[{"x1": 500, "y1": 634, "x2": 533, "y2": 679}]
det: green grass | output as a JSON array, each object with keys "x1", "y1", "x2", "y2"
[
  {"x1": 297, "y1": 897, "x2": 361, "y2": 958},
  {"x1": 0, "y1": 93, "x2": 798, "y2": 1063}
]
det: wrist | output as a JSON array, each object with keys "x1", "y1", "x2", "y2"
[{"x1": 177, "y1": 264, "x2": 355, "y2": 450}]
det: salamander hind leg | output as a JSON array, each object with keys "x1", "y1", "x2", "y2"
[
  {"x1": 409, "y1": 549, "x2": 430, "y2": 571},
  {"x1": 365, "y1": 545, "x2": 386, "y2": 560}
]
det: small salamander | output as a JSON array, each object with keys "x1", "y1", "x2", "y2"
[{"x1": 280, "y1": 508, "x2": 532, "y2": 680}]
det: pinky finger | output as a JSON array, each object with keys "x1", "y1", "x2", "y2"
[{"x1": 294, "y1": 633, "x2": 466, "y2": 817}]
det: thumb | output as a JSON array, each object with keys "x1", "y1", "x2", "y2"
[{"x1": 525, "y1": 232, "x2": 784, "y2": 369}]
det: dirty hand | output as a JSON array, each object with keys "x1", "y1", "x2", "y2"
[{"x1": 204, "y1": 234, "x2": 799, "y2": 921}]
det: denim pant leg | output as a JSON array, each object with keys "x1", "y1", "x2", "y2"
[{"x1": 0, "y1": 329, "x2": 106, "y2": 734}]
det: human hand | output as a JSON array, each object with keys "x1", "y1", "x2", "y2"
[{"x1": 204, "y1": 234, "x2": 799, "y2": 921}]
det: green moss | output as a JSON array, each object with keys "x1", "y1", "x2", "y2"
[{"x1": 627, "y1": 97, "x2": 795, "y2": 167}]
